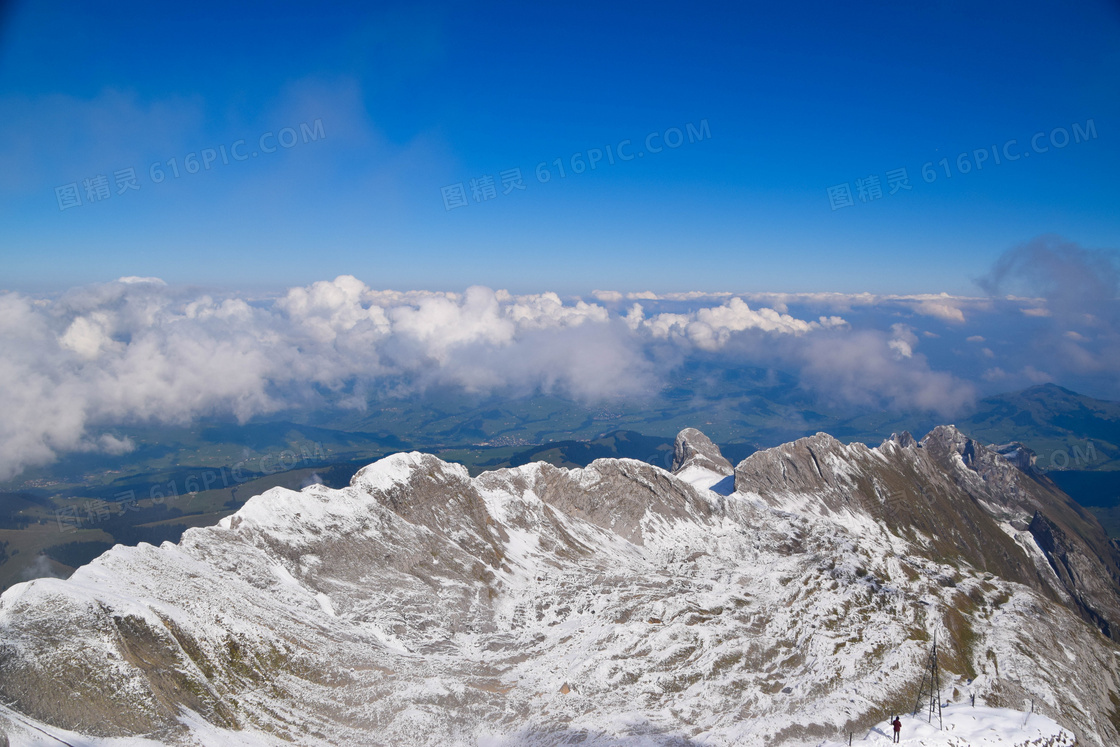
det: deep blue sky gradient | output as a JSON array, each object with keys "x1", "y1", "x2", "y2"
[{"x1": 1, "y1": 0, "x2": 1117, "y2": 293}]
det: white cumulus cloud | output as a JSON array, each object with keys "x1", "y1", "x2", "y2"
[{"x1": 0, "y1": 277, "x2": 981, "y2": 480}]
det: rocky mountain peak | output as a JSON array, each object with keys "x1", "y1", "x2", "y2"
[
  {"x1": 734, "y1": 423, "x2": 1120, "y2": 644},
  {"x1": 670, "y1": 427, "x2": 733, "y2": 475},
  {"x1": 351, "y1": 451, "x2": 471, "y2": 492},
  {"x1": 732, "y1": 431, "x2": 855, "y2": 497},
  {"x1": 885, "y1": 430, "x2": 918, "y2": 449},
  {"x1": 918, "y1": 423, "x2": 970, "y2": 453}
]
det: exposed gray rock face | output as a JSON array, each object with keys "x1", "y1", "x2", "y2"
[
  {"x1": 0, "y1": 431, "x2": 1118, "y2": 746},
  {"x1": 1029, "y1": 510, "x2": 1118, "y2": 638},
  {"x1": 921, "y1": 425, "x2": 1120, "y2": 639},
  {"x1": 891, "y1": 430, "x2": 918, "y2": 449},
  {"x1": 734, "y1": 425, "x2": 1120, "y2": 641},
  {"x1": 671, "y1": 427, "x2": 734, "y2": 476},
  {"x1": 733, "y1": 431, "x2": 1050, "y2": 592},
  {"x1": 991, "y1": 441, "x2": 1039, "y2": 474}
]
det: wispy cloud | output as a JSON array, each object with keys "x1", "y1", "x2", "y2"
[{"x1": 977, "y1": 235, "x2": 1120, "y2": 389}]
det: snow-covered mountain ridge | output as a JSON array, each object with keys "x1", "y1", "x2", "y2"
[{"x1": 1, "y1": 426, "x2": 1118, "y2": 746}]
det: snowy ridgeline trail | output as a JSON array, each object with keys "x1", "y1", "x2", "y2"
[
  {"x1": 819, "y1": 704, "x2": 1073, "y2": 747},
  {"x1": 0, "y1": 703, "x2": 1074, "y2": 747}
]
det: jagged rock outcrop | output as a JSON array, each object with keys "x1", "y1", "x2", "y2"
[
  {"x1": 671, "y1": 427, "x2": 734, "y2": 476},
  {"x1": 991, "y1": 441, "x2": 1039, "y2": 474},
  {"x1": 0, "y1": 428, "x2": 1118, "y2": 746}
]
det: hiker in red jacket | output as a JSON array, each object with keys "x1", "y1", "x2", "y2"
[{"x1": 892, "y1": 716, "x2": 902, "y2": 742}]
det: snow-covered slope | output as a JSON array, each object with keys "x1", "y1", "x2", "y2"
[
  {"x1": 820, "y1": 703, "x2": 1075, "y2": 746},
  {"x1": 0, "y1": 428, "x2": 1117, "y2": 746}
]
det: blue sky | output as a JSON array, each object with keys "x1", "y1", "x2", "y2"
[
  {"x1": 1, "y1": 0, "x2": 1118, "y2": 293},
  {"x1": 2, "y1": 2, "x2": 1120, "y2": 478}
]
